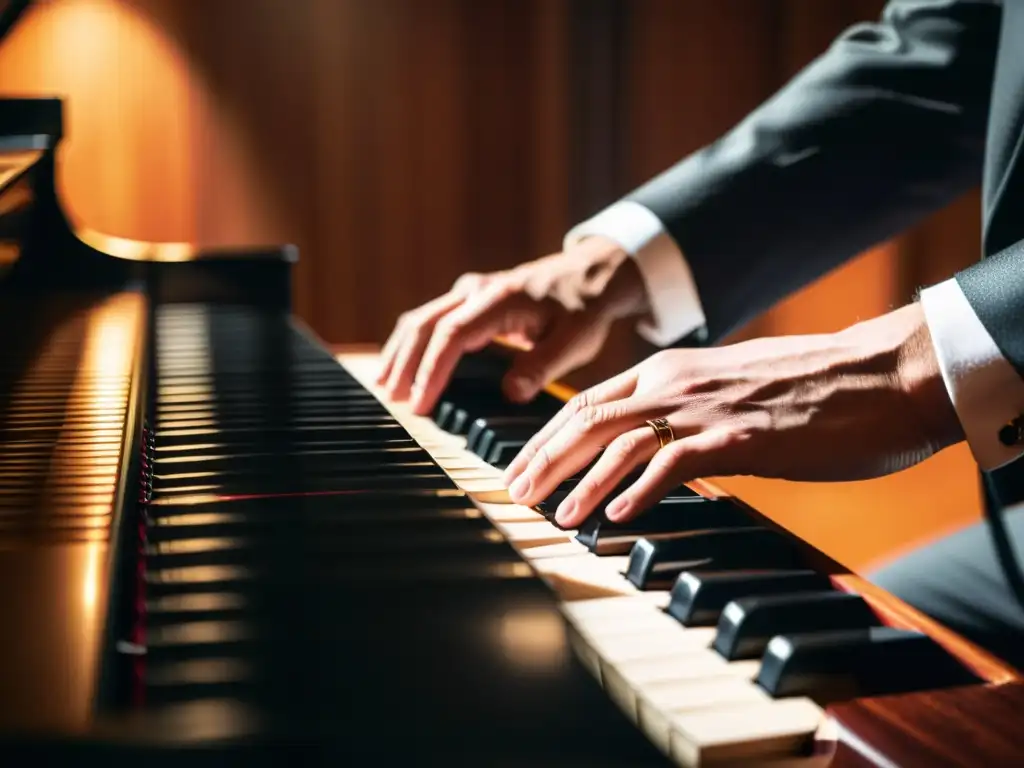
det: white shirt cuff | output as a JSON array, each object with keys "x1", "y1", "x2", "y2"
[
  {"x1": 564, "y1": 201, "x2": 707, "y2": 347},
  {"x1": 920, "y1": 278, "x2": 1024, "y2": 471}
]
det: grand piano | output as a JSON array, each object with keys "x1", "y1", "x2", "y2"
[{"x1": 0, "y1": 2, "x2": 1021, "y2": 764}]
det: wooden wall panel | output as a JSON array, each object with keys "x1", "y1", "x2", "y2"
[
  {"x1": 0, "y1": 0, "x2": 575, "y2": 343},
  {"x1": 1, "y1": 0, "x2": 964, "y2": 346},
  {"x1": 0, "y1": 0, "x2": 988, "y2": 574}
]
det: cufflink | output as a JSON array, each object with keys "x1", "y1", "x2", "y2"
[{"x1": 998, "y1": 416, "x2": 1024, "y2": 447}]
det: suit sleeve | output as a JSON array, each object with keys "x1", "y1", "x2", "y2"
[{"x1": 622, "y1": 0, "x2": 1000, "y2": 343}]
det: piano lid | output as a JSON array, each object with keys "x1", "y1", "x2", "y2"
[{"x1": 0, "y1": 1, "x2": 30, "y2": 46}]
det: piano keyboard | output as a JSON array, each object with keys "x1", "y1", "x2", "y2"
[
  {"x1": 0, "y1": 297, "x2": 1011, "y2": 764},
  {"x1": 337, "y1": 350, "x2": 991, "y2": 767},
  {"x1": 137, "y1": 303, "x2": 670, "y2": 765},
  {"x1": 2, "y1": 72, "x2": 1018, "y2": 764}
]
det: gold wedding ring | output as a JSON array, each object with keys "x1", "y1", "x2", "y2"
[{"x1": 645, "y1": 417, "x2": 675, "y2": 449}]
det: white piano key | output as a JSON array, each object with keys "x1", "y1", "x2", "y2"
[
  {"x1": 668, "y1": 699, "x2": 824, "y2": 767},
  {"x1": 520, "y1": 540, "x2": 589, "y2": 559},
  {"x1": 495, "y1": 520, "x2": 574, "y2": 548},
  {"x1": 474, "y1": 502, "x2": 545, "y2": 524},
  {"x1": 532, "y1": 553, "x2": 636, "y2": 600},
  {"x1": 338, "y1": 352, "x2": 830, "y2": 767}
]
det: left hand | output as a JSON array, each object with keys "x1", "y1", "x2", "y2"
[{"x1": 502, "y1": 303, "x2": 965, "y2": 528}]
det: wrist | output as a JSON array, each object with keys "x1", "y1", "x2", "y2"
[
  {"x1": 563, "y1": 236, "x2": 652, "y2": 321},
  {"x1": 846, "y1": 303, "x2": 965, "y2": 452}
]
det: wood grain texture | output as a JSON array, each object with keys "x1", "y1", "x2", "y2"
[
  {"x1": 828, "y1": 682, "x2": 1024, "y2": 767},
  {"x1": 0, "y1": 0, "x2": 990, "y2": 574}
]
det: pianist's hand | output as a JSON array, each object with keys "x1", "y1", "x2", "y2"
[
  {"x1": 502, "y1": 302, "x2": 966, "y2": 528},
  {"x1": 377, "y1": 236, "x2": 652, "y2": 415}
]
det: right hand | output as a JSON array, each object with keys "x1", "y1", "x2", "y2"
[{"x1": 377, "y1": 236, "x2": 652, "y2": 415}]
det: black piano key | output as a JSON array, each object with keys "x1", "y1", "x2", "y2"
[
  {"x1": 143, "y1": 533, "x2": 529, "y2": 598},
  {"x1": 468, "y1": 415, "x2": 548, "y2": 456},
  {"x1": 152, "y1": 454, "x2": 440, "y2": 480},
  {"x1": 155, "y1": 399, "x2": 387, "y2": 416},
  {"x1": 666, "y1": 569, "x2": 832, "y2": 626},
  {"x1": 474, "y1": 423, "x2": 545, "y2": 460},
  {"x1": 448, "y1": 407, "x2": 474, "y2": 435},
  {"x1": 713, "y1": 590, "x2": 879, "y2": 661},
  {"x1": 153, "y1": 471, "x2": 457, "y2": 497},
  {"x1": 576, "y1": 497, "x2": 755, "y2": 554},
  {"x1": 148, "y1": 506, "x2": 482, "y2": 542},
  {"x1": 439, "y1": 392, "x2": 509, "y2": 434},
  {"x1": 155, "y1": 432, "x2": 420, "y2": 452},
  {"x1": 465, "y1": 417, "x2": 495, "y2": 454},
  {"x1": 147, "y1": 491, "x2": 480, "y2": 528},
  {"x1": 624, "y1": 528, "x2": 804, "y2": 589},
  {"x1": 155, "y1": 445, "x2": 428, "y2": 466},
  {"x1": 756, "y1": 626, "x2": 979, "y2": 702},
  {"x1": 432, "y1": 399, "x2": 460, "y2": 430},
  {"x1": 144, "y1": 519, "x2": 506, "y2": 570},
  {"x1": 156, "y1": 422, "x2": 410, "y2": 438},
  {"x1": 485, "y1": 439, "x2": 533, "y2": 468}
]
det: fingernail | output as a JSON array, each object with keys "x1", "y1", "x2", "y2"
[
  {"x1": 605, "y1": 497, "x2": 628, "y2": 521},
  {"x1": 555, "y1": 498, "x2": 576, "y2": 527},
  {"x1": 509, "y1": 474, "x2": 531, "y2": 502}
]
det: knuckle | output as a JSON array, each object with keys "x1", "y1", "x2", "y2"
[
  {"x1": 453, "y1": 271, "x2": 499, "y2": 294},
  {"x1": 572, "y1": 405, "x2": 605, "y2": 433},
  {"x1": 565, "y1": 392, "x2": 590, "y2": 417},
  {"x1": 608, "y1": 434, "x2": 640, "y2": 462},
  {"x1": 408, "y1": 316, "x2": 433, "y2": 341},
  {"x1": 513, "y1": 445, "x2": 535, "y2": 467},
  {"x1": 532, "y1": 445, "x2": 552, "y2": 473},
  {"x1": 452, "y1": 272, "x2": 481, "y2": 291},
  {"x1": 491, "y1": 278, "x2": 518, "y2": 300},
  {"x1": 435, "y1": 315, "x2": 466, "y2": 342}
]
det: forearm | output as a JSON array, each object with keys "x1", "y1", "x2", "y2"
[{"x1": 623, "y1": 0, "x2": 999, "y2": 343}]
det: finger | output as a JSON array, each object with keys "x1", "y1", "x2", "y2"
[
  {"x1": 508, "y1": 395, "x2": 665, "y2": 508},
  {"x1": 410, "y1": 283, "x2": 527, "y2": 415},
  {"x1": 502, "y1": 315, "x2": 607, "y2": 403},
  {"x1": 384, "y1": 292, "x2": 465, "y2": 399},
  {"x1": 378, "y1": 273, "x2": 486, "y2": 386},
  {"x1": 502, "y1": 367, "x2": 638, "y2": 485},
  {"x1": 553, "y1": 426, "x2": 657, "y2": 528},
  {"x1": 385, "y1": 327, "x2": 430, "y2": 401},
  {"x1": 377, "y1": 316, "x2": 407, "y2": 385},
  {"x1": 604, "y1": 427, "x2": 736, "y2": 523}
]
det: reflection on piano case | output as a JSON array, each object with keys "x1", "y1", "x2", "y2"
[{"x1": 0, "y1": 3, "x2": 1022, "y2": 766}]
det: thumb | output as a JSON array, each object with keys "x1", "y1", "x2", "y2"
[{"x1": 502, "y1": 317, "x2": 607, "y2": 402}]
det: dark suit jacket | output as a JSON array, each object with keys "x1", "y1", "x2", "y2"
[{"x1": 623, "y1": 0, "x2": 1024, "y2": 501}]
